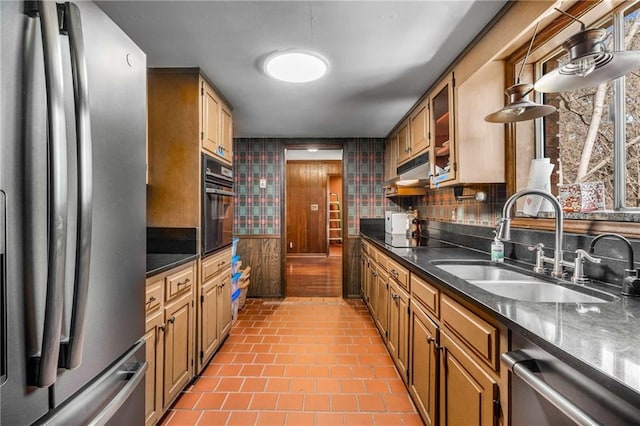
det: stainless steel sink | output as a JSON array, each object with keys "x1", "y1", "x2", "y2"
[{"x1": 435, "y1": 262, "x2": 617, "y2": 303}]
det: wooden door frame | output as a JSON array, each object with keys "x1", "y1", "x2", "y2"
[{"x1": 281, "y1": 142, "x2": 347, "y2": 298}]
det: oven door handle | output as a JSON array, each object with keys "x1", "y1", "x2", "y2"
[
  {"x1": 205, "y1": 171, "x2": 233, "y2": 183},
  {"x1": 501, "y1": 351, "x2": 600, "y2": 426},
  {"x1": 205, "y1": 188, "x2": 236, "y2": 197}
]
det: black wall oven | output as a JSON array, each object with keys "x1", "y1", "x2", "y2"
[{"x1": 202, "y1": 154, "x2": 234, "y2": 256}]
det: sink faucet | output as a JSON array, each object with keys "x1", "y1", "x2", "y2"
[
  {"x1": 497, "y1": 189, "x2": 565, "y2": 278},
  {"x1": 589, "y1": 233, "x2": 640, "y2": 296}
]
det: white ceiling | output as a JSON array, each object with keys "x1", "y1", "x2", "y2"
[{"x1": 96, "y1": 0, "x2": 509, "y2": 138}]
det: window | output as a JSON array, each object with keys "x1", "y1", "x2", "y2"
[{"x1": 537, "y1": 2, "x2": 640, "y2": 213}]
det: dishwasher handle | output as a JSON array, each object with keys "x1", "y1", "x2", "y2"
[{"x1": 501, "y1": 351, "x2": 601, "y2": 426}]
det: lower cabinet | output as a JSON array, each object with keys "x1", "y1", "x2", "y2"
[
  {"x1": 408, "y1": 300, "x2": 438, "y2": 426},
  {"x1": 164, "y1": 291, "x2": 194, "y2": 408},
  {"x1": 360, "y1": 241, "x2": 508, "y2": 426},
  {"x1": 388, "y1": 280, "x2": 409, "y2": 382},
  {"x1": 439, "y1": 331, "x2": 499, "y2": 426},
  {"x1": 144, "y1": 260, "x2": 196, "y2": 425}
]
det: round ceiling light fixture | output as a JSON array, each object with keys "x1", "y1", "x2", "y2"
[{"x1": 263, "y1": 49, "x2": 329, "y2": 83}]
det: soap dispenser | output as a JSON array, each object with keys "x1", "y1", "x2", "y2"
[{"x1": 491, "y1": 231, "x2": 504, "y2": 263}]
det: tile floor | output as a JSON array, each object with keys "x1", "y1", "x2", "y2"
[{"x1": 160, "y1": 298, "x2": 423, "y2": 426}]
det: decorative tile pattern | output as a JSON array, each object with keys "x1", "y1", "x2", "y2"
[{"x1": 233, "y1": 138, "x2": 387, "y2": 236}]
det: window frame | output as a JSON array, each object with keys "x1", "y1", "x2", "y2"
[{"x1": 509, "y1": 0, "x2": 640, "y2": 235}]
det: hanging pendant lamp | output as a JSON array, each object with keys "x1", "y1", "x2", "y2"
[
  {"x1": 485, "y1": 21, "x2": 556, "y2": 123},
  {"x1": 534, "y1": 9, "x2": 640, "y2": 93}
]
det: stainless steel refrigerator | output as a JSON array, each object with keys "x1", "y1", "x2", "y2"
[{"x1": 1, "y1": 1, "x2": 147, "y2": 424}]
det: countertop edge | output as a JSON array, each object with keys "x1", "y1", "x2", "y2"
[{"x1": 146, "y1": 253, "x2": 199, "y2": 277}]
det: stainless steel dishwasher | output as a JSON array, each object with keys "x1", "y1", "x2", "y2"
[{"x1": 504, "y1": 334, "x2": 640, "y2": 426}]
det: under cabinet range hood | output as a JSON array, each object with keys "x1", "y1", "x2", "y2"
[{"x1": 384, "y1": 152, "x2": 430, "y2": 197}]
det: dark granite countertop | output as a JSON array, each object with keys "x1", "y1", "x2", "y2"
[
  {"x1": 361, "y1": 230, "x2": 640, "y2": 407},
  {"x1": 146, "y1": 253, "x2": 199, "y2": 277}
]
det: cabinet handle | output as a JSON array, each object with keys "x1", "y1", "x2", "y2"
[
  {"x1": 177, "y1": 278, "x2": 190, "y2": 287},
  {"x1": 391, "y1": 293, "x2": 399, "y2": 301},
  {"x1": 427, "y1": 336, "x2": 441, "y2": 351},
  {"x1": 158, "y1": 323, "x2": 166, "y2": 332},
  {"x1": 167, "y1": 316, "x2": 176, "y2": 324},
  {"x1": 146, "y1": 296, "x2": 156, "y2": 305}
]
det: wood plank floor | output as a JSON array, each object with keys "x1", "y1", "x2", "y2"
[{"x1": 286, "y1": 245, "x2": 342, "y2": 298}]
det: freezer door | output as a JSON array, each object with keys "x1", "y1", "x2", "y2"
[{"x1": 51, "y1": 0, "x2": 147, "y2": 410}]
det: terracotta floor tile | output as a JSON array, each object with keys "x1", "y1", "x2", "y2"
[
  {"x1": 216, "y1": 377, "x2": 244, "y2": 392},
  {"x1": 382, "y1": 394, "x2": 415, "y2": 413},
  {"x1": 276, "y1": 393, "x2": 305, "y2": 411},
  {"x1": 285, "y1": 412, "x2": 315, "y2": 426},
  {"x1": 249, "y1": 392, "x2": 278, "y2": 410},
  {"x1": 167, "y1": 299, "x2": 421, "y2": 426},
  {"x1": 316, "y1": 412, "x2": 345, "y2": 425},
  {"x1": 304, "y1": 394, "x2": 331, "y2": 411},
  {"x1": 332, "y1": 394, "x2": 358, "y2": 412},
  {"x1": 194, "y1": 393, "x2": 227, "y2": 410},
  {"x1": 172, "y1": 392, "x2": 201, "y2": 410},
  {"x1": 197, "y1": 410, "x2": 230, "y2": 425},
  {"x1": 226, "y1": 411, "x2": 258, "y2": 426},
  {"x1": 357, "y1": 394, "x2": 385, "y2": 412},
  {"x1": 190, "y1": 377, "x2": 219, "y2": 392},
  {"x1": 340, "y1": 379, "x2": 365, "y2": 393},
  {"x1": 265, "y1": 378, "x2": 290, "y2": 392},
  {"x1": 241, "y1": 377, "x2": 268, "y2": 392},
  {"x1": 344, "y1": 413, "x2": 374, "y2": 425},
  {"x1": 256, "y1": 411, "x2": 287, "y2": 426},
  {"x1": 164, "y1": 410, "x2": 202, "y2": 426},
  {"x1": 221, "y1": 392, "x2": 253, "y2": 410}
]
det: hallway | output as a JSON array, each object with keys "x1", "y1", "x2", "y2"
[
  {"x1": 286, "y1": 244, "x2": 342, "y2": 298},
  {"x1": 160, "y1": 298, "x2": 422, "y2": 425}
]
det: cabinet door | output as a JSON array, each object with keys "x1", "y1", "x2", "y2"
[
  {"x1": 388, "y1": 280, "x2": 409, "y2": 382},
  {"x1": 409, "y1": 300, "x2": 439, "y2": 426},
  {"x1": 199, "y1": 277, "x2": 220, "y2": 370},
  {"x1": 217, "y1": 269, "x2": 233, "y2": 339},
  {"x1": 202, "y1": 81, "x2": 221, "y2": 158},
  {"x1": 164, "y1": 292, "x2": 193, "y2": 408},
  {"x1": 440, "y1": 331, "x2": 499, "y2": 426},
  {"x1": 397, "y1": 122, "x2": 411, "y2": 165},
  {"x1": 410, "y1": 100, "x2": 429, "y2": 157},
  {"x1": 220, "y1": 105, "x2": 233, "y2": 165},
  {"x1": 144, "y1": 312, "x2": 164, "y2": 426},
  {"x1": 384, "y1": 135, "x2": 398, "y2": 181},
  {"x1": 373, "y1": 265, "x2": 389, "y2": 338},
  {"x1": 431, "y1": 73, "x2": 455, "y2": 186}
]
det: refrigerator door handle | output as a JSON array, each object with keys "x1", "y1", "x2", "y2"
[
  {"x1": 28, "y1": 0, "x2": 69, "y2": 388},
  {"x1": 58, "y1": 1, "x2": 93, "y2": 370}
]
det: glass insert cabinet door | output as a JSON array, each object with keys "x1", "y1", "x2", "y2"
[{"x1": 431, "y1": 73, "x2": 455, "y2": 186}]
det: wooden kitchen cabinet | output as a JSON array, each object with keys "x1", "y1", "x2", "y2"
[
  {"x1": 144, "y1": 260, "x2": 196, "y2": 421},
  {"x1": 408, "y1": 299, "x2": 439, "y2": 426},
  {"x1": 387, "y1": 280, "x2": 409, "y2": 382},
  {"x1": 202, "y1": 80, "x2": 233, "y2": 165},
  {"x1": 430, "y1": 73, "x2": 456, "y2": 187},
  {"x1": 144, "y1": 279, "x2": 165, "y2": 426},
  {"x1": 396, "y1": 121, "x2": 411, "y2": 165},
  {"x1": 164, "y1": 290, "x2": 194, "y2": 409},
  {"x1": 409, "y1": 99, "x2": 430, "y2": 158},
  {"x1": 384, "y1": 134, "x2": 399, "y2": 181},
  {"x1": 439, "y1": 331, "x2": 499, "y2": 426},
  {"x1": 372, "y1": 262, "x2": 389, "y2": 338},
  {"x1": 147, "y1": 68, "x2": 233, "y2": 229},
  {"x1": 197, "y1": 248, "x2": 232, "y2": 373}
]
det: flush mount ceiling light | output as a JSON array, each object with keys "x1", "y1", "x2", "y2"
[
  {"x1": 485, "y1": 21, "x2": 556, "y2": 123},
  {"x1": 535, "y1": 9, "x2": 640, "y2": 93},
  {"x1": 264, "y1": 49, "x2": 328, "y2": 83}
]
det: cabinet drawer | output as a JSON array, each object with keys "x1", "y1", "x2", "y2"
[
  {"x1": 375, "y1": 250, "x2": 388, "y2": 271},
  {"x1": 411, "y1": 274, "x2": 439, "y2": 318},
  {"x1": 202, "y1": 249, "x2": 231, "y2": 282},
  {"x1": 441, "y1": 294, "x2": 499, "y2": 371},
  {"x1": 387, "y1": 258, "x2": 408, "y2": 290},
  {"x1": 166, "y1": 267, "x2": 194, "y2": 300},
  {"x1": 145, "y1": 279, "x2": 164, "y2": 314}
]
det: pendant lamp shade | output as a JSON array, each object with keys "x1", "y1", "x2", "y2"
[
  {"x1": 535, "y1": 28, "x2": 640, "y2": 93},
  {"x1": 485, "y1": 83, "x2": 556, "y2": 123}
]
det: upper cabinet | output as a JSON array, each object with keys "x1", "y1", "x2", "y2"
[
  {"x1": 384, "y1": 133, "x2": 398, "y2": 181},
  {"x1": 201, "y1": 80, "x2": 233, "y2": 165},
  {"x1": 430, "y1": 73, "x2": 455, "y2": 187},
  {"x1": 409, "y1": 99, "x2": 430, "y2": 159},
  {"x1": 396, "y1": 121, "x2": 411, "y2": 165}
]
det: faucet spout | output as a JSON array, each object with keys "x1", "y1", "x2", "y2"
[
  {"x1": 589, "y1": 233, "x2": 634, "y2": 270},
  {"x1": 501, "y1": 189, "x2": 564, "y2": 277}
]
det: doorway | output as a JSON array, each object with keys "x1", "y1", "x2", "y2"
[{"x1": 284, "y1": 147, "x2": 343, "y2": 297}]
